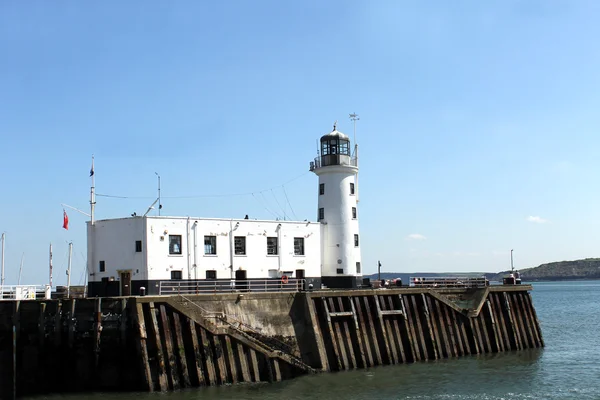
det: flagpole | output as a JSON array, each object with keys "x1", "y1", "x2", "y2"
[
  {"x1": 1, "y1": 232, "x2": 5, "y2": 287},
  {"x1": 67, "y1": 241, "x2": 72, "y2": 298},
  {"x1": 90, "y1": 155, "x2": 95, "y2": 225},
  {"x1": 49, "y1": 243, "x2": 53, "y2": 288}
]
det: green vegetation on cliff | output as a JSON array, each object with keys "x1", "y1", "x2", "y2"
[{"x1": 490, "y1": 258, "x2": 600, "y2": 281}]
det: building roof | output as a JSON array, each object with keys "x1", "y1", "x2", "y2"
[{"x1": 320, "y1": 129, "x2": 350, "y2": 142}]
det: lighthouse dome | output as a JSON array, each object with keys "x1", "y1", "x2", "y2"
[{"x1": 320, "y1": 130, "x2": 350, "y2": 142}]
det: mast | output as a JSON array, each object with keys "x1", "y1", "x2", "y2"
[
  {"x1": 1, "y1": 232, "x2": 4, "y2": 287},
  {"x1": 349, "y1": 113, "x2": 360, "y2": 203},
  {"x1": 67, "y1": 242, "x2": 73, "y2": 298},
  {"x1": 90, "y1": 155, "x2": 96, "y2": 225},
  {"x1": 155, "y1": 172, "x2": 161, "y2": 216},
  {"x1": 49, "y1": 243, "x2": 53, "y2": 287},
  {"x1": 510, "y1": 249, "x2": 514, "y2": 272},
  {"x1": 17, "y1": 253, "x2": 24, "y2": 286}
]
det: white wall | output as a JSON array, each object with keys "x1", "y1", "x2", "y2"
[
  {"x1": 315, "y1": 165, "x2": 362, "y2": 277},
  {"x1": 144, "y1": 217, "x2": 321, "y2": 281},
  {"x1": 87, "y1": 218, "x2": 146, "y2": 282}
]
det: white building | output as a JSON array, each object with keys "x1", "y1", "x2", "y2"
[{"x1": 87, "y1": 124, "x2": 362, "y2": 296}]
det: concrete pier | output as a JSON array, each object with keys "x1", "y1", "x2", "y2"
[{"x1": 0, "y1": 285, "x2": 543, "y2": 399}]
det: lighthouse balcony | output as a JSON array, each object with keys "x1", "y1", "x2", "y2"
[{"x1": 310, "y1": 154, "x2": 358, "y2": 171}]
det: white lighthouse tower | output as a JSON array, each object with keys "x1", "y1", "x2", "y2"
[{"x1": 310, "y1": 122, "x2": 362, "y2": 288}]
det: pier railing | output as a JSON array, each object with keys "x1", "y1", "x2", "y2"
[
  {"x1": 409, "y1": 276, "x2": 488, "y2": 288},
  {"x1": 0, "y1": 285, "x2": 52, "y2": 300},
  {"x1": 159, "y1": 278, "x2": 306, "y2": 295}
]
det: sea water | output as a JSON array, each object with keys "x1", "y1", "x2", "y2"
[{"x1": 33, "y1": 281, "x2": 600, "y2": 400}]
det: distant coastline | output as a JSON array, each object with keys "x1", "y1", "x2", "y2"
[{"x1": 368, "y1": 257, "x2": 600, "y2": 283}]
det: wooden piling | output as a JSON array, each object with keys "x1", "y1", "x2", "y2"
[
  {"x1": 349, "y1": 297, "x2": 369, "y2": 368},
  {"x1": 172, "y1": 313, "x2": 191, "y2": 387},
  {"x1": 134, "y1": 302, "x2": 153, "y2": 392},
  {"x1": 224, "y1": 336, "x2": 238, "y2": 384},
  {"x1": 199, "y1": 328, "x2": 217, "y2": 385},
  {"x1": 424, "y1": 295, "x2": 443, "y2": 359},
  {"x1": 187, "y1": 318, "x2": 205, "y2": 386},
  {"x1": 148, "y1": 302, "x2": 169, "y2": 391},
  {"x1": 237, "y1": 342, "x2": 251, "y2": 383},
  {"x1": 361, "y1": 296, "x2": 383, "y2": 365}
]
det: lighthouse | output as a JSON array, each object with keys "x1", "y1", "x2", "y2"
[{"x1": 310, "y1": 122, "x2": 362, "y2": 288}]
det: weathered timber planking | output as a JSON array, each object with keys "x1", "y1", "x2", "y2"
[
  {"x1": 199, "y1": 327, "x2": 217, "y2": 385},
  {"x1": 336, "y1": 297, "x2": 357, "y2": 369},
  {"x1": 148, "y1": 302, "x2": 169, "y2": 391},
  {"x1": 350, "y1": 297, "x2": 374, "y2": 368},
  {"x1": 172, "y1": 313, "x2": 191, "y2": 387},
  {"x1": 224, "y1": 336, "x2": 238, "y2": 384},
  {"x1": 158, "y1": 304, "x2": 180, "y2": 390},
  {"x1": 410, "y1": 296, "x2": 429, "y2": 360},
  {"x1": 134, "y1": 302, "x2": 153, "y2": 392},
  {"x1": 502, "y1": 292, "x2": 520, "y2": 350},
  {"x1": 187, "y1": 318, "x2": 205, "y2": 386},
  {"x1": 328, "y1": 297, "x2": 350, "y2": 370},
  {"x1": 372, "y1": 295, "x2": 393, "y2": 364},
  {"x1": 237, "y1": 342, "x2": 251, "y2": 383},
  {"x1": 424, "y1": 295, "x2": 442, "y2": 359},
  {"x1": 361, "y1": 296, "x2": 383, "y2": 365},
  {"x1": 305, "y1": 294, "x2": 329, "y2": 371},
  {"x1": 321, "y1": 297, "x2": 342, "y2": 371}
]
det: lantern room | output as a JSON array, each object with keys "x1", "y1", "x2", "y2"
[{"x1": 311, "y1": 124, "x2": 355, "y2": 170}]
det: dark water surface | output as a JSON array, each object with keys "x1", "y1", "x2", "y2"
[{"x1": 32, "y1": 281, "x2": 600, "y2": 399}]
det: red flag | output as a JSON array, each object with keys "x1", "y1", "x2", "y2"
[{"x1": 63, "y1": 210, "x2": 69, "y2": 230}]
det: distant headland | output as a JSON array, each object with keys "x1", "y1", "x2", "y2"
[{"x1": 366, "y1": 258, "x2": 600, "y2": 283}]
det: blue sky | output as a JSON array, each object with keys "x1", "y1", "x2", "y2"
[{"x1": 1, "y1": 1, "x2": 599, "y2": 285}]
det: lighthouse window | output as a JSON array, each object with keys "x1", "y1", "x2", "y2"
[
  {"x1": 354, "y1": 234, "x2": 359, "y2": 247},
  {"x1": 135, "y1": 240, "x2": 142, "y2": 252},
  {"x1": 169, "y1": 235, "x2": 182, "y2": 255},
  {"x1": 267, "y1": 237, "x2": 278, "y2": 255},
  {"x1": 350, "y1": 183, "x2": 355, "y2": 195},
  {"x1": 318, "y1": 208, "x2": 324, "y2": 221},
  {"x1": 319, "y1": 183, "x2": 324, "y2": 195},
  {"x1": 340, "y1": 140, "x2": 350, "y2": 155},
  {"x1": 234, "y1": 236, "x2": 246, "y2": 255},
  {"x1": 356, "y1": 262, "x2": 361, "y2": 273},
  {"x1": 99, "y1": 260, "x2": 106, "y2": 272},
  {"x1": 352, "y1": 207, "x2": 357, "y2": 219},
  {"x1": 204, "y1": 236, "x2": 217, "y2": 255},
  {"x1": 294, "y1": 237, "x2": 305, "y2": 255}
]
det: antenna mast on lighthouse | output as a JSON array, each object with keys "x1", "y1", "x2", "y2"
[{"x1": 349, "y1": 112, "x2": 360, "y2": 203}]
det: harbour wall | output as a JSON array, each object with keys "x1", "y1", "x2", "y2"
[{"x1": 0, "y1": 285, "x2": 543, "y2": 399}]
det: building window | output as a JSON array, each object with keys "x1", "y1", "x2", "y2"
[
  {"x1": 294, "y1": 237, "x2": 305, "y2": 255},
  {"x1": 171, "y1": 270, "x2": 182, "y2": 280},
  {"x1": 135, "y1": 240, "x2": 142, "y2": 252},
  {"x1": 354, "y1": 234, "x2": 359, "y2": 247},
  {"x1": 319, "y1": 183, "x2": 325, "y2": 195},
  {"x1": 350, "y1": 183, "x2": 355, "y2": 195},
  {"x1": 99, "y1": 260, "x2": 105, "y2": 272},
  {"x1": 267, "y1": 237, "x2": 278, "y2": 255},
  {"x1": 204, "y1": 235, "x2": 217, "y2": 255},
  {"x1": 337, "y1": 268, "x2": 344, "y2": 274},
  {"x1": 318, "y1": 208, "x2": 324, "y2": 221},
  {"x1": 169, "y1": 235, "x2": 182, "y2": 255},
  {"x1": 234, "y1": 236, "x2": 246, "y2": 255},
  {"x1": 356, "y1": 262, "x2": 361, "y2": 274},
  {"x1": 352, "y1": 207, "x2": 357, "y2": 219},
  {"x1": 206, "y1": 270, "x2": 217, "y2": 279}
]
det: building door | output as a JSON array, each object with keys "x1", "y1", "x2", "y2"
[
  {"x1": 235, "y1": 269, "x2": 248, "y2": 292},
  {"x1": 120, "y1": 271, "x2": 131, "y2": 296}
]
